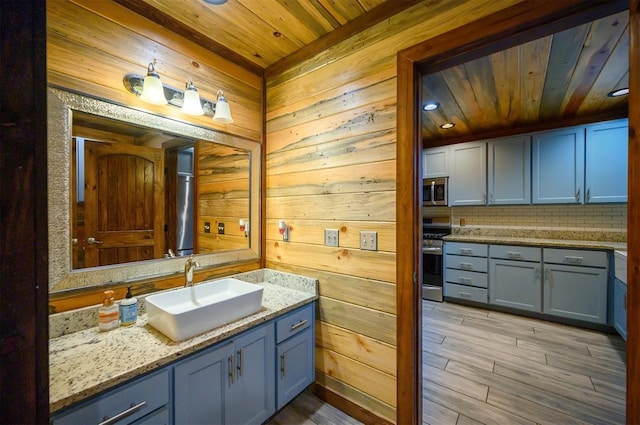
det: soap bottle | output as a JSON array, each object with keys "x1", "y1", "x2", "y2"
[
  {"x1": 98, "y1": 290, "x2": 119, "y2": 331},
  {"x1": 119, "y1": 286, "x2": 138, "y2": 326}
]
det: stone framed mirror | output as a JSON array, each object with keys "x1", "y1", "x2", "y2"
[{"x1": 48, "y1": 88, "x2": 261, "y2": 293}]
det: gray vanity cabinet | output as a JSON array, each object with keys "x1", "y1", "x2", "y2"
[
  {"x1": 489, "y1": 245, "x2": 542, "y2": 312},
  {"x1": 174, "y1": 322, "x2": 275, "y2": 425}
]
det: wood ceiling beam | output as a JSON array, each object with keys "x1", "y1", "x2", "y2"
[
  {"x1": 113, "y1": 0, "x2": 265, "y2": 77},
  {"x1": 265, "y1": 0, "x2": 422, "y2": 78}
]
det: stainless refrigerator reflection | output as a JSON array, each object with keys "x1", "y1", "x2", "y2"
[{"x1": 176, "y1": 174, "x2": 194, "y2": 256}]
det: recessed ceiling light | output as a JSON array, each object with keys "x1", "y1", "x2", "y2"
[
  {"x1": 608, "y1": 88, "x2": 629, "y2": 97},
  {"x1": 423, "y1": 102, "x2": 439, "y2": 111},
  {"x1": 440, "y1": 122, "x2": 455, "y2": 129}
]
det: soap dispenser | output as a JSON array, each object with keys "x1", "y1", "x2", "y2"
[
  {"x1": 98, "y1": 290, "x2": 119, "y2": 331},
  {"x1": 119, "y1": 286, "x2": 138, "y2": 326}
]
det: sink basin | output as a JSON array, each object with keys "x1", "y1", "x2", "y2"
[{"x1": 146, "y1": 278, "x2": 264, "y2": 341}]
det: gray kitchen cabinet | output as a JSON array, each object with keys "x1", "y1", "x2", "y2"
[
  {"x1": 275, "y1": 303, "x2": 314, "y2": 409},
  {"x1": 423, "y1": 146, "x2": 449, "y2": 178},
  {"x1": 51, "y1": 369, "x2": 171, "y2": 425},
  {"x1": 542, "y1": 248, "x2": 608, "y2": 324},
  {"x1": 489, "y1": 245, "x2": 542, "y2": 312},
  {"x1": 444, "y1": 242, "x2": 488, "y2": 303},
  {"x1": 613, "y1": 278, "x2": 627, "y2": 341},
  {"x1": 585, "y1": 119, "x2": 628, "y2": 203},
  {"x1": 532, "y1": 126, "x2": 585, "y2": 204},
  {"x1": 448, "y1": 141, "x2": 487, "y2": 206},
  {"x1": 487, "y1": 135, "x2": 531, "y2": 205},
  {"x1": 174, "y1": 323, "x2": 275, "y2": 425}
]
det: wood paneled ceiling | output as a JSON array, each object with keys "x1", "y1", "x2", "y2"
[
  {"x1": 421, "y1": 11, "x2": 629, "y2": 145},
  {"x1": 114, "y1": 0, "x2": 419, "y2": 75}
]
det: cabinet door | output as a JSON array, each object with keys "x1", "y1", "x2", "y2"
[
  {"x1": 543, "y1": 264, "x2": 607, "y2": 324},
  {"x1": 488, "y1": 136, "x2": 531, "y2": 205},
  {"x1": 532, "y1": 127, "x2": 585, "y2": 204},
  {"x1": 226, "y1": 324, "x2": 275, "y2": 425},
  {"x1": 489, "y1": 259, "x2": 541, "y2": 312},
  {"x1": 448, "y1": 141, "x2": 487, "y2": 206},
  {"x1": 423, "y1": 146, "x2": 449, "y2": 178},
  {"x1": 277, "y1": 329, "x2": 314, "y2": 409},
  {"x1": 585, "y1": 119, "x2": 628, "y2": 203},
  {"x1": 613, "y1": 278, "x2": 627, "y2": 341},
  {"x1": 174, "y1": 342, "x2": 233, "y2": 425}
]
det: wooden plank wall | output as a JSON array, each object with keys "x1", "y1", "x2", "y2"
[
  {"x1": 265, "y1": 1, "x2": 524, "y2": 422},
  {"x1": 46, "y1": 0, "x2": 263, "y2": 308}
]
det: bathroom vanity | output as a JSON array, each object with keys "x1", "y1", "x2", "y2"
[{"x1": 49, "y1": 269, "x2": 317, "y2": 425}]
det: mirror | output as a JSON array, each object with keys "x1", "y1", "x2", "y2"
[{"x1": 48, "y1": 88, "x2": 261, "y2": 292}]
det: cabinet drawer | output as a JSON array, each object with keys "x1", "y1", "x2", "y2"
[
  {"x1": 445, "y1": 242, "x2": 488, "y2": 257},
  {"x1": 52, "y1": 369, "x2": 169, "y2": 425},
  {"x1": 490, "y1": 245, "x2": 541, "y2": 262},
  {"x1": 444, "y1": 283, "x2": 488, "y2": 303},
  {"x1": 544, "y1": 248, "x2": 608, "y2": 268},
  {"x1": 446, "y1": 254, "x2": 488, "y2": 273},
  {"x1": 445, "y1": 269, "x2": 488, "y2": 288},
  {"x1": 276, "y1": 303, "x2": 313, "y2": 344}
]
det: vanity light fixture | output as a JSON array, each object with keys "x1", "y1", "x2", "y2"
[
  {"x1": 423, "y1": 102, "x2": 439, "y2": 111},
  {"x1": 278, "y1": 220, "x2": 290, "y2": 242},
  {"x1": 181, "y1": 79, "x2": 205, "y2": 116},
  {"x1": 440, "y1": 122, "x2": 455, "y2": 129},
  {"x1": 123, "y1": 63, "x2": 234, "y2": 123},
  {"x1": 139, "y1": 61, "x2": 168, "y2": 105},
  {"x1": 608, "y1": 87, "x2": 629, "y2": 97}
]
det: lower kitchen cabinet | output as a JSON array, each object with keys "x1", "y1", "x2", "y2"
[
  {"x1": 174, "y1": 323, "x2": 275, "y2": 425},
  {"x1": 613, "y1": 278, "x2": 627, "y2": 341},
  {"x1": 489, "y1": 259, "x2": 542, "y2": 312}
]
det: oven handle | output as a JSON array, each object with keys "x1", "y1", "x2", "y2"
[{"x1": 422, "y1": 247, "x2": 442, "y2": 255}]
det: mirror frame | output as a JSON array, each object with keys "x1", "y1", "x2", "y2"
[{"x1": 48, "y1": 87, "x2": 261, "y2": 293}]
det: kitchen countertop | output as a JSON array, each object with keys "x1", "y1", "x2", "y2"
[
  {"x1": 49, "y1": 271, "x2": 317, "y2": 413},
  {"x1": 444, "y1": 234, "x2": 626, "y2": 251}
]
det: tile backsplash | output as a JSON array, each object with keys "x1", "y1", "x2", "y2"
[{"x1": 424, "y1": 204, "x2": 627, "y2": 233}]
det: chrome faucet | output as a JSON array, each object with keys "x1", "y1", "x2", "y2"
[{"x1": 184, "y1": 255, "x2": 200, "y2": 287}]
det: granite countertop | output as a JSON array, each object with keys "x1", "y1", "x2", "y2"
[
  {"x1": 443, "y1": 233, "x2": 626, "y2": 251},
  {"x1": 49, "y1": 270, "x2": 317, "y2": 413}
]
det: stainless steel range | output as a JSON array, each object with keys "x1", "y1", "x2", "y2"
[{"x1": 422, "y1": 217, "x2": 451, "y2": 302}]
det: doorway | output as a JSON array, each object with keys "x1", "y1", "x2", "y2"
[{"x1": 395, "y1": 1, "x2": 634, "y2": 423}]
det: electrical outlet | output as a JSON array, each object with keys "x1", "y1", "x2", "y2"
[
  {"x1": 360, "y1": 231, "x2": 378, "y2": 251},
  {"x1": 324, "y1": 229, "x2": 339, "y2": 247},
  {"x1": 204, "y1": 222, "x2": 211, "y2": 233},
  {"x1": 217, "y1": 222, "x2": 225, "y2": 234}
]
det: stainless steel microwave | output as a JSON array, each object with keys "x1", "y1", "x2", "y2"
[{"x1": 423, "y1": 177, "x2": 448, "y2": 206}]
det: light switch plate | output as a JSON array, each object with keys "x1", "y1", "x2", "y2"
[
  {"x1": 360, "y1": 231, "x2": 378, "y2": 251},
  {"x1": 325, "y1": 229, "x2": 339, "y2": 247}
]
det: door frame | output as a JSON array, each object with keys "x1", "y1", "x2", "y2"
[{"x1": 395, "y1": 1, "x2": 632, "y2": 423}]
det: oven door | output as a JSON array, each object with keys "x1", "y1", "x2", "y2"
[{"x1": 422, "y1": 246, "x2": 444, "y2": 301}]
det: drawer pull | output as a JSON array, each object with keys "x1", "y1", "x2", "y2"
[
  {"x1": 290, "y1": 319, "x2": 308, "y2": 332},
  {"x1": 507, "y1": 252, "x2": 522, "y2": 259},
  {"x1": 565, "y1": 256, "x2": 583, "y2": 264},
  {"x1": 459, "y1": 292, "x2": 472, "y2": 298},
  {"x1": 460, "y1": 277, "x2": 472, "y2": 284},
  {"x1": 459, "y1": 262, "x2": 473, "y2": 271},
  {"x1": 459, "y1": 248, "x2": 473, "y2": 255},
  {"x1": 98, "y1": 401, "x2": 147, "y2": 425}
]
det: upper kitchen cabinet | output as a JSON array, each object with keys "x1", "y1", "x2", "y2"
[
  {"x1": 532, "y1": 127, "x2": 585, "y2": 204},
  {"x1": 585, "y1": 119, "x2": 628, "y2": 203},
  {"x1": 448, "y1": 141, "x2": 487, "y2": 206},
  {"x1": 423, "y1": 146, "x2": 449, "y2": 179},
  {"x1": 487, "y1": 135, "x2": 531, "y2": 205}
]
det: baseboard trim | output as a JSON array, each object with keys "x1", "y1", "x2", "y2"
[{"x1": 312, "y1": 384, "x2": 394, "y2": 425}]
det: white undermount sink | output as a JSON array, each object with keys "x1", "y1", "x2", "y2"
[{"x1": 146, "y1": 278, "x2": 264, "y2": 341}]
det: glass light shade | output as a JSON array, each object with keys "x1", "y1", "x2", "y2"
[
  {"x1": 139, "y1": 74, "x2": 167, "y2": 105},
  {"x1": 181, "y1": 86, "x2": 205, "y2": 115},
  {"x1": 213, "y1": 94, "x2": 233, "y2": 123}
]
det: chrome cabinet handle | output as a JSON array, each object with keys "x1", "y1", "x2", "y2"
[
  {"x1": 534, "y1": 267, "x2": 541, "y2": 281},
  {"x1": 87, "y1": 237, "x2": 104, "y2": 244},
  {"x1": 575, "y1": 188, "x2": 581, "y2": 203},
  {"x1": 280, "y1": 354, "x2": 286, "y2": 378},
  {"x1": 459, "y1": 262, "x2": 473, "y2": 270},
  {"x1": 98, "y1": 401, "x2": 147, "y2": 425},
  {"x1": 482, "y1": 193, "x2": 486, "y2": 204},
  {"x1": 228, "y1": 355, "x2": 235, "y2": 384},
  {"x1": 460, "y1": 277, "x2": 472, "y2": 284},
  {"x1": 237, "y1": 348, "x2": 244, "y2": 377},
  {"x1": 459, "y1": 248, "x2": 473, "y2": 255},
  {"x1": 490, "y1": 193, "x2": 494, "y2": 204},
  {"x1": 290, "y1": 319, "x2": 308, "y2": 331},
  {"x1": 459, "y1": 292, "x2": 472, "y2": 298},
  {"x1": 564, "y1": 256, "x2": 583, "y2": 265},
  {"x1": 506, "y1": 252, "x2": 522, "y2": 259},
  {"x1": 586, "y1": 188, "x2": 591, "y2": 203}
]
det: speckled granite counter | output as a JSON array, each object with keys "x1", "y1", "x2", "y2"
[
  {"x1": 49, "y1": 269, "x2": 317, "y2": 413},
  {"x1": 444, "y1": 233, "x2": 626, "y2": 251}
]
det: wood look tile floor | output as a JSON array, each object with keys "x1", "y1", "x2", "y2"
[{"x1": 268, "y1": 300, "x2": 626, "y2": 424}]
